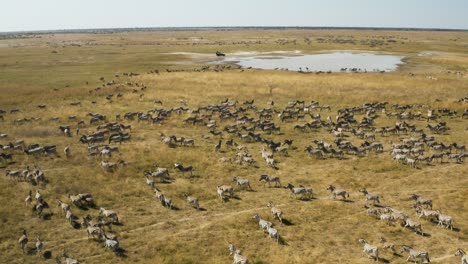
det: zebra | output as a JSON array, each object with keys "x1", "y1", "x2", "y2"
[
  {"x1": 379, "y1": 237, "x2": 396, "y2": 253},
  {"x1": 410, "y1": 194, "x2": 432, "y2": 209},
  {"x1": 267, "y1": 201, "x2": 283, "y2": 224},
  {"x1": 61, "y1": 251, "x2": 80, "y2": 264},
  {"x1": 266, "y1": 226, "x2": 280, "y2": 243},
  {"x1": 414, "y1": 206, "x2": 439, "y2": 222},
  {"x1": 159, "y1": 194, "x2": 173, "y2": 209},
  {"x1": 64, "y1": 147, "x2": 70, "y2": 158},
  {"x1": 36, "y1": 235, "x2": 43, "y2": 254},
  {"x1": 174, "y1": 163, "x2": 193, "y2": 177},
  {"x1": 359, "y1": 188, "x2": 380, "y2": 205},
  {"x1": 259, "y1": 175, "x2": 281, "y2": 187},
  {"x1": 145, "y1": 169, "x2": 170, "y2": 182},
  {"x1": 452, "y1": 143, "x2": 466, "y2": 153},
  {"x1": 436, "y1": 211, "x2": 454, "y2": 230},
  {"x1": 232, "y1": 177, "x2": 252, "y2": 190},
  {"x1": 86, "y1": 225, "x2": 104, "y2": 240},
  {"x1": 57, "y1": 200, "x2": 71, "y2": 215},
  {"x1": 402, "y1": 216, "x2": 423, "y2": 235},
  {"x1": 35, "y1": 190, "x2": 43, "y2": 203},
  {"x1": 252, "y1": 214, "x2": 273, "y2": 231},
  {"x1": 100, "y1": 161, "x2": 117, "y2": 172},
  {"x1": 25, "y1": 190, "x2": 32, "y2": 206},
  {"x1": 182, "y1": 193, "x2": 199, "y2": 210},
  {"x1": 99, "y1": 208, "x2": 119, "y2": 223},
  {"x1": 18, "y1": 229, "x2": 28, "y2": 252},
  {"x1": 326, "y1": 185, "x2": 349, "y2": 200},
  {"x1": 217, "y1": 185, "x2": 234, "y2": 201},
  {"x1": 455, "y1": 249, "x2": 468, "y2": 264},
  {"x1": 232, "y1": 249, "x2": 249, "y2": 264},
  {"x1": 145, "y1": 175, "x2": 154, "y2": 188},
  {"x1": 358, "y1": 239, "x2": 379, "y2": 261},
  {"x1": 103, "y1": 233, "x2": 119, "y2": 251},
  {"x1": 400, "y1": 245, "x2": 430, "y2": 263},
  {"x1": 286, "y1": 183, "x2": 312, "y2": 199}
]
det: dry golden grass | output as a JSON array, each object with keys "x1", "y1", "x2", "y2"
[{"x1": 0, "y1": 30, "x2": 467, "y2": 264}]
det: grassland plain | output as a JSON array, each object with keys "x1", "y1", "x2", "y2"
[{"x1": 0, "y1": 29, "x2": 467, "y2": 264}]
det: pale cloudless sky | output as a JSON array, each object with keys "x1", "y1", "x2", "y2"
[{"x1": 1, "y1": 0, "x2": 467, "y2": 32}]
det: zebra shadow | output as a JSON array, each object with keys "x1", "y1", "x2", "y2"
[
  {"x1": 114, "y1": 247, "x2": 127, "y2": 258},
  {"x1": 40, "y1": 212, "x2": 53, "y2": 220},
  {"x1": 421, "y1": 232, "x2": 431, "y2": 238},
  {"x1": 377, "y1": 257, "x2": 390, "y2": 263},
  {"x1": 70, "y1": 220, "x2": 81, "y2": 229},
  {"x1": 169, "y1": 206, "x2": 181, "y2": 211},
  {"x1": 281, "y1": 218, "x2": 294, "y2": 226},
  {"x1": 75, "y1": 205, "x2": 91, "y2": 211},
  {"x1": 27, "y1": 248, "x2": 52, "y2": 258},
  {"x1": 197, "y1": 207, "x2": 208, "y2": 212},
  {"x1": 230, "y1": 195, "x2": 242, "y2": 200},
  {"x1": 276, "y1": 235, "x2": 288, "y2": 246},
  {"x1": 297, "y1": 197, "x2": 317, "y2": 202}
]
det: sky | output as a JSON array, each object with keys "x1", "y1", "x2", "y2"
[{"x1": 1, "y1": 0, "x2": 467, "y2": 32}]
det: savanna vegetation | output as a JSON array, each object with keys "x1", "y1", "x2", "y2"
[{"x1": 0, "y1": 29, "x2": 467, "y2": 263}]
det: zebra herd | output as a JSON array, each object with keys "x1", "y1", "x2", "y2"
[{"x1": 1, "y1": 70, "x2": 466, "y2": 263}]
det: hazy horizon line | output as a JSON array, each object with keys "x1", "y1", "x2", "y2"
[{"x1": 1, "y1": 26, "x2": 467, "y2": 35}]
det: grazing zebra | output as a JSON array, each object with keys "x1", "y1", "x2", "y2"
[
  {"x1": 266, "y1": 226, "x2": 280, "y2": 243},
  {"x1": 86, "y1": 225, "x2": 104, "y2": 240},
  {"x1": 99, "y1": 208, "x2": 119, "y2": 223},
  {"x1": 25, "y1": 190, "x2": 32, "y2": 206},
  {"x1": 359, "y1": 189, "x2": 380, "y2": 205},
  {"x1": 174, "y1": 163, "x2": 193, "y2": 177},
  {"x1": 233, "y1": 249, "x2": 249, "y2": 264},
  {"x1": 159, "y1": 194, "x2": 173, "y2": 209},
  {"x1": 64, "y1": 146, "x2": 71, "y2": 158},
  {"x1": 326, "y1": 185, "x2": 349, "y2": 200},
  {"x1": 18, "y1": 229, "x2": 28, "y2": 252},
  {"x1": 379, "y1": 213, "x2": 395, "y2": 226},
  {"x1": 414, "y1": 206, "x2": 439, "y2": 222},
  {"x1": 36, "y1": 235, "x2": 43, "y2": 254},
  {"x1": 61, "y1": 251, "x2": 80, "y2": 264},
  {"x1": 358, "y1": 239, "x2": 379, "y2": 261},
  {"x1": 145, "y1": 175, "x2": 154, "y2": 188},
  {"x1": 259, "y1": 175, "x2": 281, "y2": 187},
  {"x1": 57, "y1": 200, "x2": 71, "y2": 215},
  {"x1": 436, "y1": 211, "x2": 454, "y2": 230},
  {"x1": 252, "y1": 214, "x2": 273, "y2": 231},
  {"x1": 267, "y1": 201, "x2": 283, "y2": 224},
  {"x1": 103, "y1": 233, "x2": 119, "y2": 251},
  {"x1": 145, "y1": 169, "x2": 170, "y2": 182},
  {"x1": 100, "y1": 161, "x2": 117, "y2": 172},
  {"x1": 410, "y1": 194, "x2": 432, "y2": 209},
  {"x1": 35, "y1": 190, "x2": 43, "y2": 202},
  {"x1": 455, "y1": 249, "x2": 468, "y2": 264},
  {"x1": 400, "y1": 245, "x2": 430, "y2": 263},
  {"x1": 379, "y1": 237, "x2": 396, "y2": 253},
  {"x1": 232, "y1": 177, "x2": 252, "y2": 190},
  {"x1": 182, "y1": 193, "x2": 199, "y2": 210},
  {"x1": 402, "y1": 217, "x2": 423, "y2": 235},
  {"x1": 65, "y1": 208, "x2": 77, "y2": 225},
  {"x1": 217, "y1": 185, "x2": 234, "y2": 201},
  {"x1": 286, "y1": 183, "x2": 312, "y2": 199},
  {"x1": 405, "y1": 157, "x2": 417, "y2": 168},
  {"x1": 452, "y1": 143, "x2": 466, "y2": 153}
]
